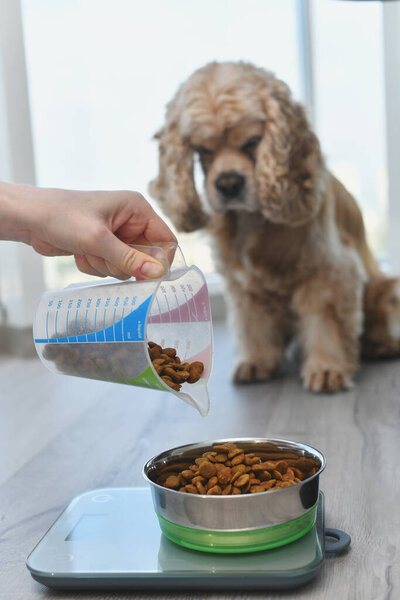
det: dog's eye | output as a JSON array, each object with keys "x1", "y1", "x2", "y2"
[
  {"x1": 195, "y1": 146, "x2": 214, "y2": 157},
  {"x1": 241, "y1": 136, "x2": 261, "y2": 156}
]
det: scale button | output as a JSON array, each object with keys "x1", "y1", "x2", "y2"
[{"x1": 92, "y1": 493, "x2": 113, "y2": 503}]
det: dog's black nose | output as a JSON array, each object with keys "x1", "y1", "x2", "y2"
[{"x1": 215, "y1": 172, "x2": 245, "y2": 199}]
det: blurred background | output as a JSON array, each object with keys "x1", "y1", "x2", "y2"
[{"x1": 0, "y1": 0, "x2": 399, "y2": 354}]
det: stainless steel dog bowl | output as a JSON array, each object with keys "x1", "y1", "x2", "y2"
[{"x1": 143, "y1": 438, "x2": 325, "y2": 553}]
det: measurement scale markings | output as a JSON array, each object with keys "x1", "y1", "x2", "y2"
[
  {"x1": 164, "y1": 293, "x2": 172, "y2": 322},
  {"x1": 189, "y1": 291, "x2": 199, "y2": 322},
  {"x1": 155, "y1": 297, "x2": 162, "y2": 323},
  {"x1": 104, "y1": 308, "x2": 114, "y2": 342},
  {"x1": 174, "y1": 293, "x2": 182, "y2": 322},
  {"x1": 182, "y1": 290, "x2": 194, "y2": 321},
  {"x1": 121, "y1": 308, "x2": 125, "y2": 340},
  {"x1": 36, "y1": 294, "x2": 153, "y2": 345},
  {"x1": 85, "y1": 309, "x2": 89, "y2": 342},
  {"x1": 94, "y1": 308, "x2": 106, "y2": 342}
]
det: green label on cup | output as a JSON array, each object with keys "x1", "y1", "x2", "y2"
[{"x1": 124, "y1": 365, "x2": 169, "y2": 391}]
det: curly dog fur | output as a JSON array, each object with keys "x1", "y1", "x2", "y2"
[{"x1": 149, "y1": 61, "x2": 400, "y2": 392}]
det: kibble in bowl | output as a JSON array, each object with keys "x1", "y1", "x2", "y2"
[{"x1": 143, "y1": 438, "x2": 325, "y2": 553}]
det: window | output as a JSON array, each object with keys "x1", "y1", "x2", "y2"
[
  {"x1": 311, "y1": 0, "x2": 387, "y2": 259},
  {"x1": 21, "y1": 0, "x2": 304, "y2": 289}
]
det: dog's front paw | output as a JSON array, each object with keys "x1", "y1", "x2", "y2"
[
  {"x1": 233, "y1": 362, "x2": 275, "y2": 384},
  {"x1": 302, "y1": 364, "x2": 353, "y2": 393}
]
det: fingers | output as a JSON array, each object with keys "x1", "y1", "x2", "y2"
[
  {"x1": 97, "y1": 230, "x2": 166, "y2": 279},
  {"x1": 145, "y1": 211, "x2": 177, "y2": 244},
  {"x1": 85, "y1": 254, "x2": 131, "y2": 280},
  {"x1": 74, "y1": 254, "x2": 106, "y2": 278},
  {"x1": 64, "y1": 190, "x2": 177, "y2": 280},
  {"x1": 75, "y1": 243, "x2": 165, "y2": 281},
  {"x1": 74, "y1": 254, "x2": 133, "y2": 280}
]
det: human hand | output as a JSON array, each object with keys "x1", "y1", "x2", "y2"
[{"x1": 0, "y1": 182, "x2": 176, "y2": 280}]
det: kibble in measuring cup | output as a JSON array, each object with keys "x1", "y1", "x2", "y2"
[{"x1": 33, "y1": 245, "x2": 212, "y2": 415}]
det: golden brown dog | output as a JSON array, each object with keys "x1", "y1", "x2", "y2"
[{"x1": 149, "y1": 61, "x2": 400, "y2": 392}]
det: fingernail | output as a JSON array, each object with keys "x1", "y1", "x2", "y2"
[{"x1": 140, "y1": 261, "x2": 165, "y2": 279}]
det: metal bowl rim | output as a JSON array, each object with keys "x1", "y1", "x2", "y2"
[{"x1": 142, "y1": 437, "x2": 325, "y2": 499}]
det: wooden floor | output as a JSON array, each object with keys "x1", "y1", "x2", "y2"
[{"x1": 1, "y1": 322, "x2": 399, "y2": 600}]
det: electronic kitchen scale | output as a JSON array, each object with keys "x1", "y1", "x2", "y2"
[{"x1": 26, "y1": 487, "x2": 350, "y2": 591}]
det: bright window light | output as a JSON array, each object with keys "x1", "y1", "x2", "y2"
[{"x1": 21, "y1": 0, "x2": 302, "y2": 288}]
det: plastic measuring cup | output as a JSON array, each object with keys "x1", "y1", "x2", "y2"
[{"x1": 33, "y1": 245, "x2": 212, "y2": 416}]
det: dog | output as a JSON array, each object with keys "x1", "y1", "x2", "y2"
[{"x1": 149, "y1": 61, "x2": 400, "y2": 392}]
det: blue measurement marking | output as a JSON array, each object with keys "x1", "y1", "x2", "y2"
[
  {"x1": 76, "y1": 308, "x2": 86, "y2": 343},
  {"x1": 114, "y1": 307, "x2": 123, "y2": 341},
  {"x1": 67, "y1": 308, "x2": 77, "y2": 342},
  {"x1": 91, "y1": 309, "x2": 99, "y2": 342},
  {"x1": 95, "y1": 309, "x2": 105, "y2": 342},
  {"x1": 35, "y1": 294, "x2": 153, "y2": 344},
  {"x1": 96, "y1": 309, "x2": 106, "y2": 342},
  {"x1": 121, "y1": 308, "x2": 125, "y2": 340},
  {"x1": 112, "y1": 308, "x2": 116, "y2": 341},
  {"x1": 105, "y1": 307, "x2": 114, "y2": 341},
  {"x1": 58, "y1": 310, "x2": 68, "y2": 343},
  {"x1": 86, "y1": 307, "x2": 97, "y2": 343}
]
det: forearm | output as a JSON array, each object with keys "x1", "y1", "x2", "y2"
[{"x1": 0, "y1": 181, "x2": 46, "y2": 244}]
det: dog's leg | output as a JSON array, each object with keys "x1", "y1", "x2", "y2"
[
  {"x1": 293, "y1": 268, "x2": 363, "y2": 393},
  {"x1": 227, "y1": 287, "x2": 288, "y2": 384},
  {"x1": 362, "y1": 276, "x2": 400, "y2": 358}
]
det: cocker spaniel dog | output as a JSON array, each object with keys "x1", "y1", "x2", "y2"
[{"x1": 149, "y1": 61, "x2": 400, "y2": 392}]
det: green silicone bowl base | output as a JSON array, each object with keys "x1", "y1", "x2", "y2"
[{"x1": 156, "y1": 502, "x2": 318, "y2": 554}]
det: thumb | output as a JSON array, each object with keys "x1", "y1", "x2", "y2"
[{"x1": 99, "y1": 231, "x2": 166, "y2": 279}]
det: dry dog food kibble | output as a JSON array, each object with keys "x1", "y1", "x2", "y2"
[
  {"x1": 147, "y1": 341, "x2": 204, "y2": 391},
  {"x1": 156, "y1": 443, "x2": 320, "y2": 495},
  {"x1": 42, "y1": 341, "x2": 140, "y2": 382}
]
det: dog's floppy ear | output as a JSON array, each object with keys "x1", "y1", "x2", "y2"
[
  {"x1": 256, "y1": 78, "x2": 325, "y2": 227},
  {"x1": 148, "y1": 92, "x2": 208, "y2": 233}
]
